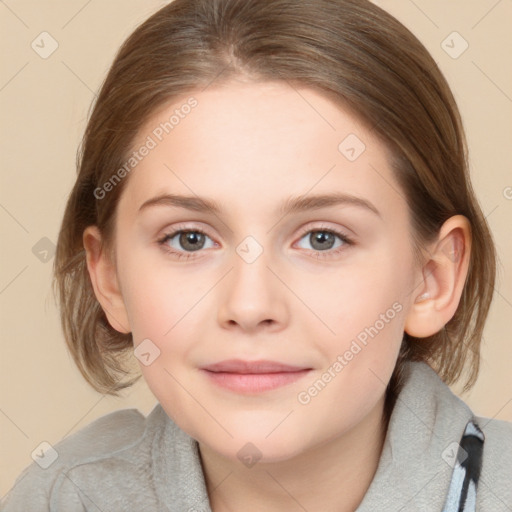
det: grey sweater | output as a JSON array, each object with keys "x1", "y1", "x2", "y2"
[{"x1": 2, "y1": 362, "x2": 511, "y2": 511}]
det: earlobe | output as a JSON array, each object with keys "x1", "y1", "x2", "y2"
[
  {"x1": 82, "y1": 226, "x2": 131, "y2": 334},
  {"x1": 404, "y1": 215, "x2": 471, "y2": 338}
]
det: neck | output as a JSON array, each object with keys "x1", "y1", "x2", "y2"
[{"x1": 198, "y1": 393, "x2": 388, "y2": 512}]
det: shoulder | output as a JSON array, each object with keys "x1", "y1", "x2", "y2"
[
  {"x1": 477, "y1": 414, "x2": 512, "y2": 453},
  {"x1": 475, "y1": 414, "x2": 512, "y2": 509},
  {"x1": 1, "y1": 407, "x2": 149, "y2": 511}
]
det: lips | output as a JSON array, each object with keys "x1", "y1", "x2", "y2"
[
  {"x1": 200, "y1": 359, "x2": 312, "y2": 394},
  {"x1": 201, "y1": 359, "x2": 310, "y2": 374}
]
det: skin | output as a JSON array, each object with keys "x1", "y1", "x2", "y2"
[{"x1": 84, "y1": 80, "x2": 471, "y2": 512}]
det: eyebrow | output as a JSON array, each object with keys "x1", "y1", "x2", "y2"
[{"x1": 138, "y1": 192, "x2": 381, "y2": 218}]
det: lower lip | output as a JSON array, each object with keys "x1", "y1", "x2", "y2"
[{"x1": 200, "y1": 369, "x2": 312, "y2": 393}]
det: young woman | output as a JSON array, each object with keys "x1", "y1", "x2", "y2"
[{"x1": 3, "y1": 0, "x2": 511, "y2": 510}]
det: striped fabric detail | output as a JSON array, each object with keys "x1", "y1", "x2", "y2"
[{"x1": 442, "y1": 419, "x2": 485, "y2": 512}]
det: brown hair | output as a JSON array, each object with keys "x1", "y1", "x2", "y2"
[{"x1": 53, "y1": 0, "x2": 496, "y2": 413}]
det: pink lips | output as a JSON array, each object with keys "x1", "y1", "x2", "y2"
[{"x1": 200, "y1": 359, "x2": 312, "y2": 394}]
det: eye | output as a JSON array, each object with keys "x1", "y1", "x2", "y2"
[
  {"x1": 157, "y1": 223, "x2": 354, "y2": 261},
  {"x1": 157, "y1": 226, "x2": 216, "y2": 260},
  {"x1": 295, "y1": 225, "x2": 353, "y2": 258}
]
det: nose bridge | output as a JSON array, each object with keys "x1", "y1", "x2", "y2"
[
  {"x1": 217, "y1": 233, "x2": 287, "y2": 330},
  {"x1": 231, "y1": 233, "x2": 276, "y2": 303}
]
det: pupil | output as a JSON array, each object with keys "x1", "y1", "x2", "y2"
[
  {"x1": 181, "y1": 232, "x2": 204, "y2": 251},
  {"x1": 312, "y1": 231, "x2": 334, "y2": 250}
]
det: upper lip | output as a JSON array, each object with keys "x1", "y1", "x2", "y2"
[{"x1": 201, "y1": 359, "x2": 311, "y2": 374}]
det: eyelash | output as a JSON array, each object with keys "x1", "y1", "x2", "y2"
[{"x1": 156, "y1": 223, "x2": 354, "y2": 261}]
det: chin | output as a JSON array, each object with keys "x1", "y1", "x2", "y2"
[{"x1": 205, "y1": 425, "x2": 311, "y2": 465}]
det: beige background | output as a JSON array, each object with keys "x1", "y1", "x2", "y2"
[{"x1": 1, "y1": 0, "x2": 511, "y2": 498}]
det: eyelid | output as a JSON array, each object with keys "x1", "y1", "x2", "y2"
[
  {"x1": 295, "y1": 221, "x2": 353, "y2": 239},
  {"x1": 156, "y1": 221, "x2": 354, "y2": 258},
  {"x1": 157, "y1": 220, "x2": 354, "y2": 239},
  {"x1": 156, "y1": 222, "x2": 217, "y2": 247},
  {"x1": 157, "y1": 221, "x2": 215, "y2": 239},
  {"x1": 293, "y1": 222, "x2": 354, "y2": 252}
]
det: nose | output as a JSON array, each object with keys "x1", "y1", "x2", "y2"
[{"x1": 217, "y1": 244, "x2": 289, "y2": 333}]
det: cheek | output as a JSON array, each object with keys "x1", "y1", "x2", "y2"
[
  {"x1": 317, "y1": 252, "x2": 410, "y2": 340},
  {"x1": 118, "y1": 246, "x2": 202, "y2": 340},
  {"x1": 314, "y1": 244, "x2": 411, "y2": 386},
  {"x1": 118, "y1": 255, "x2": 208, "y2": 387}
]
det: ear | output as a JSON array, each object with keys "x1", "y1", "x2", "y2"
[
  {"x1": 82, "y1": 225, "x2": 131, "y2": 334},
  {"x1": 404, "y1": 215, "x2": 471, "y2": 338}
]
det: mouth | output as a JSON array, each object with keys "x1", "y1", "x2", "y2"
[{"x1": 200, "y1": 359, "x2": 312, "y2": 394}]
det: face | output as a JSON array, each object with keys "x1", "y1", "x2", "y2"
[{"x1": 111, "y1": 80, "x2": 419, "y2": 463}]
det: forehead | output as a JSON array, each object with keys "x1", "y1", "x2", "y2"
[{"x1": 119, "y1": 81, "x2": 402, "y2": 220}]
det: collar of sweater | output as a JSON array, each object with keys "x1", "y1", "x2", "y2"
[{"x1": 149, "y1": 361, "x2": 473, "y2": 511}]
